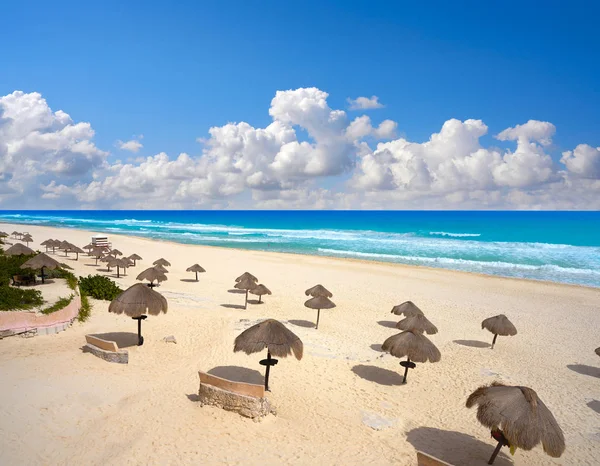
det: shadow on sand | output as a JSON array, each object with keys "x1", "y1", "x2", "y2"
[
  {"x1": 370, "y1": 343, "x2": 384, "y2": 352},
  {"x1": 247, "y1": 299, "x2": 264, "y2": 305},
  {"x1": 567, "y1": 364, "x2": 600, "y2": 379},
  {"x1": 227, "y1": 289, "x2": 246, "y2": 294},
  {"x1": 288, "y1": 319, "x2": 315, "y2": 328},
  {"x1": 186, "y1": 393, "x2": 200, "y2": 402},
  {"x1": 351, "y1": 364, "x2": 403, "y2": 386},
  {"x1": 377, "y1": 320, "x2": 398, "y2": 329},
  {"x1": 221, "y1": 303, "x2": 246, "y2": 310},
  {"x1": 208, "y1": 366, "x2": 264, "y2": 385},
  {"x1": 180, "y1": 278, "x2": 199, "y2": 283},
  {"x1": 587, "y1": 399, "x2": 600, "y2": 414},
  {"x1": 89, "y1": 332, "x2": 139, "y2": 349},
  {"x1": 453, "y1": 340, "x2": 491, "y2": 348},
  {"x1": 405, "y1": 427, "x2": 513, "y2": 466}
]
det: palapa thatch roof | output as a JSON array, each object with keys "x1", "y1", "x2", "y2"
[
  {"x1": 482, "y1": 315, "x2": 517, "y2": 336},
  {"x1": 0, "y1": 231, "x2": 8, "y2": 237},
  {"x1": 136, "y1": 267, "x2": 167, "y2": 283},
  {"x1": 59, "y1": 240, "x2": 71, "y2": 250},
  {"x1": 235, "y1": 277, "x2": 257, "y2": 291},
  {"x1": 128, "y1": 253, "x2": 142, "y2": 260},
  {"x1": 68, "y1": 244, "x2": 85, "y2": 254},
  {"x1": 153, "y1": 258, "x2": 171, "y2": 267},
  {"x1": 304, "y1": 295, "x2": 336, "y2": 310},
  {"x1": 234, "y1": 319, "x2": 303, "y2": 360},
  {"x1": 250, "y1": 284, "x2": 271, "y2": 296},
  {"x1": 4, "y1": 243, "x2": 35, "y2": 256},
  {"x1": 391, "y1": 301, "x2": 424, "y2": 317},
  {"x1": 83, "y1": 243, "x2": 94, "y2": 250},
  {"x1": 595, "y1": 347, "x2": 600, "y2": 357},
  {"x1": 111, "y1": 249, "x2": 123, "y2": 256},
  {"x1": 396, "y1": 314, "x2": 438, "y2": 335},
  {"x1": 235, "y1": 272, "x2": 257, "y2": 283},
  {"x1": 21, "y1": 233, "x2": 33, "y2": 240},
  {"x1": 91, "y1": 247, "x2": 105, "y2": 257},
  {"x1": 466, "y1": 382, "x2": 565, "y2": 457},
  {"x1": 40, "y1": 239, "x2": 53, "y2": 246},
  {"x1": 382, "y1": 331, "x2": 441, "y2": 363},
  {"x1": 305, "y1": 284, "x2": 333, "y2": 298},
  {"x1": 20, "y1": 253, "x2": 62, "y2": 271},
  {"x1": 186, "y1": 264, "x2": 206, "y2": 273},
  {"x1": 154, "y1": 264, "x2": 169, "y2": 274},
  {"x1": 108, "y1": 283, "x2": 168, "y2": 317}
]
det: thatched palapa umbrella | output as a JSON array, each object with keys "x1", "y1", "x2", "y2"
[
  {"x1": 0, "y1": 231, "x2": 8, "y2": 238},
  {"x1": 305, "y1": 284, "x2": 333, "y2": 298},
  {"x1": 250, "y1": 284, "x2": 271, "y2": 303},
  {"x1": 21, "y1": 234, "x2": 33, "y2": 246},
  {"x1": 236, "y1": 272, "x2": 258, "y2": 283},
  {"x1": 482, "y1": 315, "x2": 517, "y2": 349},
  {"x1": 107, "y1": 258, "x2": 129, "y2": 278},
  {"x1": 83, "y1": 243, "x2": 94, "y2": 255},
  {"x1": 186, "y1": 264, "x2": 206, "y2": 281},
  {"x1": 596, "y1": 347, "x2": 600, "y2": 357},
  {"x1": 128, "y1": 253, "x2": 142, "y2": 266},
  {"x1": 234, "y1": 319, "x2": 303, "y2": 391},
  {"x1": 40, "y1": 239, "x2": 54, "y2": 251},
  {"x1": 20, "y1": 252, "x2": 61, "y2": 284},
  {"x1": 68, "y1": 244, "x2": 85, "y2": 260},
  {"x1": 49, "y1": 239, "x2": 61, "y2": 253},
  {"x1": 466, "y1": 382, "x2": 565, "y2": 464},
  {"x1": 59, "y1": 240, "x2": 71, "y2": 256},
  {"x1": 381, "y1": 330, "x2": 441, "y2": 384},
  {"x1": 137, "y1": 267, "x2": 167, "y2": 288},
  {"x1": 391, "y1": 301, "x2": 424, "y2": 317},
  {"x1": 109, "y1": 283, "x2": 168, "y2": 346},
  {"x1": 234, "y1": 276, "x2": 257, "y2": 309},
  {"x1": 111, "y1": 249, "x2": 123, "y2": 257},
  {"x1": 153, "y1": 258, "x2": 171, "y2": 267},
  {"x1": 396, "y1": 314, "x2": 438, "y2": 335},
  {"x1": 304, "y1": 295, "x2": 335, "y2": 329},
  {"x1": 11, "y1": 231, "x2": 20, "y2": 239},
  {"x1": 154, "y1": 264, "x2": 169, "y2": 274},
  {"x1": 4, "y1": 243, "x2": 35, "y2": 256},
  {"x1": 91, "y1": 248, "x2": 105, "y2": 265}
]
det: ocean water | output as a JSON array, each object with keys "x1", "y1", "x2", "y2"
[{"x1": 1, "y1": 210, "x2": 599, "y2": 288}]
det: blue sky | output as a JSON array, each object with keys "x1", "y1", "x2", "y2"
[{"x1": 1, "y1": 1, "x2": 599, "y2": 209}]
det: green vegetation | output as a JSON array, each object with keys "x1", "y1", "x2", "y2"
[
  {"x1": 78, "y1": 291, "x2": 92, "y2": 322},
  {"x1": 78, "y1": 274, "x2": 122, "y2": 301},
  {"x1": 40, "y1": 294, "x2": 74, "y2": 315},
  {"x1": 0, "y1": 253, "x2": 36, "y2": 286},
  {"x1": 0, "y1": 286, "x2": 44, "y2": 311}
]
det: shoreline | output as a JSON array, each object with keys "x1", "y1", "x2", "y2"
[{"x1": 2, "y1": 220, "x2": 598, "y2": 292}]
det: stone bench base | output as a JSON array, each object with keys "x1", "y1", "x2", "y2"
[
  {"x1": 83, "y1": 343, "x2": 129, "y2": 364},
  {"x1": 198, "y1": 383, "x2": 273, "y2": 419}
]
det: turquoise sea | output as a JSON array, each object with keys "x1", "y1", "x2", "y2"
[{"x1": 1, "y1": 211, "x2": 599, "y2": 288}]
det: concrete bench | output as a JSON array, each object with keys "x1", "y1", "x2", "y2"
[
  {"x1": 197, "y1": 370, "x2": 274, "y2": 419},
  {"x1": 416, "y1": 451, "x2": 455, "y2": 466},
  {"x1": 84, "y1": 334, "x2": 128, "y2": 364}
]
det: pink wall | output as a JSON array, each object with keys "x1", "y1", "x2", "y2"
[{"x1": 0, "y1": 293, "x2": 81, "y2": 333}]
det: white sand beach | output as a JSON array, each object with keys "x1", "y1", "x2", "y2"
[{"x1": 1, "y1": 223, "x2": 599, "y2": 466}]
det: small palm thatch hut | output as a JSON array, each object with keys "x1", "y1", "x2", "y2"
[
  {"x1": 396, "y1": 314, "x2": 438, "y2": 335},
  {"x1": 466, "y1": 382, "x2": 565, "y2": 464},
  {"x1": 234, "y1": 276, "x2": 257, "y2": 309},
  {"x1": 391, "y1": 301, "x2": 424, "y2": 317},
  {"x1": 234, "y1": 319, "x2": 303, "y2": 391},
  {"x1": 186, "y1": 264, "x2": 206, "y2": 281},
  {"x1": 382, "y1": 330, "x2": 441, "y2": 384},
  {"x1": 68, "y1": 244, "x2": 85, "y2": 260},
  {"x1": 107, "y1": 258, "x2": 129, "y2": 278},
  {"x1": 153, "y1": 258, "x2": 171, "y2": 267},
  {"x1": 136, "y1": 267, "x2": 167, "y2": 288},
  {"x1": 482, "y1": 315, "x2": 517, "y2": 349},
  {"x1": 128, "y1": 253, "x2": 142, "y2": 266},
  {"x1": 109, "y1": 283, "x2": 168, "y2": 346},
  {"x1": 111, "y1": 249, "x2": 123, "y2": 257},
  {"x1": 250, "y1": 284, "x2": 271, "y2": 303},
  {"x1": 304, "y1": 295, "x2": 336, "y2": 329},
  {"x1": 20, "y1": 252, "x2": 61, "y2": 284},
  {"x1": 91, "y1": 248, "x2": 105, "y2": 265},
  {"x1": 305, "y1": 284, "x2": 333, "y2": 298},
  {"x1": 40, "y1": 239, "x2": 54, "y2": 252},
  {"x1": 82, "y1": 243, "x2": 94, "y2": 255},
  {"x1": 21, "y1": 234, "x2": 33, "y2": 246},
  {"x1": 235, "y1": 272, "x2": 258, "y2": 283},
  {"x1": 4, "y1": 243, "x2": 35, "y2": 256}
]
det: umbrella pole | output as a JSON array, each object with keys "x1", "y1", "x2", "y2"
[
  {"x1": 316, "y1": 309, "x2": 320, "y2": 329},
  {"x1": 491, "y1": 334, "x2": 498, "y2": 349},
  {"x1": 195, "y1": 271, "x2": 198, "y2": 281},
  {"x1": 132, "y1": 316, "x2": 147, "y2": 345},
  {"x1": 488, "y1": 440, "x2": 503, "y2": 464},
  {"x1": 403, "y1": 357, "x2": 410, "y2": 384},
  {"x1": 258, "y1": 295, "x2": 262, "y2": 303},
  {"x1": 245, "y1": 289, "x2": 248, "y2": 309},
  {"x1": 117, "y1": 266, "x2": 120, "y2": 278},
  {"x1": 264, "y1": 351, "x2": 272, "y2": 391}
]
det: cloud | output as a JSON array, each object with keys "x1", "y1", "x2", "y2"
[
  {"x1": 2, "y1": 88, "x2": 599, "y2": 210},
  {"x1": 116, "y1": 135, "x2": 143, "y2": 153},
  {"x1": 347, "y1": 96, "x2": 384, "y2": 110}
]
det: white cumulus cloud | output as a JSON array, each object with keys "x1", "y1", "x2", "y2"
[{"x1": 347, "y1": 96, "x2": 384, "y2": 110}]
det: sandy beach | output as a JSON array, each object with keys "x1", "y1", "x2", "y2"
[{"x1": 1, "y1": 222, "x2": 599, "y2": 466}]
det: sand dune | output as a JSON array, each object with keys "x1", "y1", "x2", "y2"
[{"x1": 1, "y1": 223, "x2": 599, "y2": 465}]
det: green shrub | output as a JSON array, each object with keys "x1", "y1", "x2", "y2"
[
  {"x1": 40, "y1": 294, "x2": 74, "y2": 315},
  {"x1": 78, "y1": 275, "x2": 122, "y2": 300},
  {"x1": 0, "y1": 253, "x2": 36, "y2": 286},
  {"x1": 0, "y1": 286, "x2": 44, "y2": 311},
  {"x1": 78, "y1": 291, "x2": 92, "y2": 322}
]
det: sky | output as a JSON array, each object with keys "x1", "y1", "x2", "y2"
[{"x1": 1, "y1": 0, "x2": 599, "y2": 209}]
